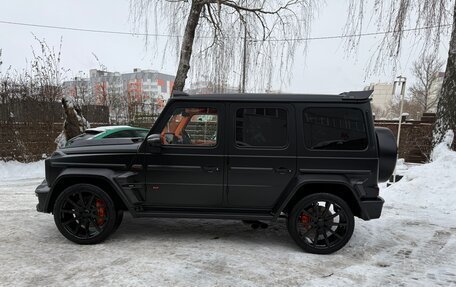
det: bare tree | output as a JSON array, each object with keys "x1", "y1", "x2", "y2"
[
  {"x1": 130, "y1": 0, "x2": 315, "y2": 92},
  {"x1": 371, "y1": 104, "x2": 390, "y2": 119},
  {"x1": 108, "y1": 80, "x2": 128, "y2": 124},
  {"x1": 73, "y1": 72, "x2": 92, "y2": 105},
  {"x1": 389, "y1": 98, "x2": 423, "y2": 120},
  {"x1": 344, "y1": 0, "x2": 455, "y2": 148},
  {"x1": 27, "y1": 37, "x2": 91, "y2": 149},
  {"x1": 409, "y1": 54, "x2": 444, "y2": 114},
  {"x1": 29, "y1": 35, "x2": 67, "y2": 102}
]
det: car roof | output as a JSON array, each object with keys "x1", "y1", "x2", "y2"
[{"x1": 171, "y1": 90, "x2": 373, "y2": 103}]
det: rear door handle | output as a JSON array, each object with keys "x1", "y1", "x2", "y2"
[
  {"x1": 274, "y1": 167, "x2": 292, "y2": 174},
  {"x1": 203, "y1": 166, "x2": 220, "y2": 173}
]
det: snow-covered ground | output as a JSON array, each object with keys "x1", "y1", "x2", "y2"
[
  {"x1": 0, "y1": 137, "x2": 455, "y2": 286},
  {"x1": 0, "y1": 160, "x2": 44, "y2": 181}
]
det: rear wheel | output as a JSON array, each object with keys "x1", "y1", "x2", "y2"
[
  {"x1": 287, "y1": 193, "x2": 355, "y2": 254},
  {"x1": 53, "y1": 184, "x2": 118, "y2": 244}
]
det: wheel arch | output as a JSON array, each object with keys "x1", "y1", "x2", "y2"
[
  {"x1": 46, "y1": 172, "x2": 130, "y2": 214},
  {"x1": 275, "y1": 180, "x2": 362, "y2": 220}
]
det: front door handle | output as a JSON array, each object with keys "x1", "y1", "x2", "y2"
[
  {"x1": 203, "y1": 166, "x2": 220, "y2": 173},
  {"x1": 274, "y1": 167, "x2": 292, "y2": 174}
]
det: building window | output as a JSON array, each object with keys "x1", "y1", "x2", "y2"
[
  {"x1": 303, "y1": 108, "x2": 368, "y2": 150},
  {"x1": 235, "y1": 108, "x2": 288, "y2": 148}
]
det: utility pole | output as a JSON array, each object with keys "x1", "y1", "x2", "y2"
[
  {"x1": 392, "y1": 75, "x2": 407, "y2": 183},
  {"x1": 241, "y1": 23, "x2": 247, "y2": 93}
]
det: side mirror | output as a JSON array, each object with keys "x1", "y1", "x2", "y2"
[{"x1": 146, "y1": 134, "x2": 161, "y2": 152}]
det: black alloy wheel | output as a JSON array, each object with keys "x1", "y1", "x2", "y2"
[
  {"x1": 287, "y1": 193, "x2": 355, "y2": 254},
  {"x1": 53, "y1": 184, "x2": 118, "y2": 244}
]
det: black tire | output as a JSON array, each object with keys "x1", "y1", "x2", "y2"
[
  {"x1": 287, "y1": 193, "x2": 355, "y2": 254},
  {"x1": 53, "y1": 184, "x2": 118, "y2": 244},
  {"x1": 114, "y1": 210, "x2": 124, "y2": 232}
]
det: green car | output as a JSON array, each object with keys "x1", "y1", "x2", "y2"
[{"x1": 66, "y1": 126, "x2": 149, "y2": 147}]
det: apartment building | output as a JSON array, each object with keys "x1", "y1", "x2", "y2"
[{"x1": 363, "y1": 83, "x2": 394, "y2": 115}]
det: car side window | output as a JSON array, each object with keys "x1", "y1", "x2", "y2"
[
  {"x1": 161, "y1": 107, "x2": 218, "y2": 146},
  {"x1": 132, "y1": 130, "x2": 148, "y2": 138},
  {"x1": 235, "y1": 108, "x2": 288, "y2": 148},
  {"x1": 303, "y1": 107, "x2": 368, "y2": 150}
]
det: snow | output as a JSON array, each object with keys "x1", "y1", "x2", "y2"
[
  {"x1": 54, "y1": 131, "x2": 67, "y2": 149},
  {"x1": 0, "y1": 141, "x2": 455, "y2": 286},
  {"x1": 394, "y1": 158, "x2": 408, "y2": 175},
  {"x1": 62, "y1": 95, "x2": 76, "y2": 109},
  {"x1": 431, "y1": 130, "x2": 454, "y2": 161},
  {"x1": 55, "y1": 95, "x2": 91, "y2": 149},
  {"x1": 0, "y1": 160, "x2": 44, "y2": 181}
]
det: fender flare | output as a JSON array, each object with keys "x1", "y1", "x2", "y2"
[
  {"x1": 272, "y1": 174, "x2": 361, "y2": 220},
  {"x1": 45, "y1": 168, "x2": 137, "y2": 216}
]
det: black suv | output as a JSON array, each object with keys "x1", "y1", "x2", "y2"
[{"x1": 35, "y1": 91, "x2": 397, "y2": 254}]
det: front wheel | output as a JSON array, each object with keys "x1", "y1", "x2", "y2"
[
  {"x1": 53, "y1": 184, "x2": 118, "y2": 244},
  {"x1": 287, "y1": 193, "x2": 355, "y2": 254}
]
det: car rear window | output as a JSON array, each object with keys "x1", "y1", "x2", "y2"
[
  {"x1": 303, "y1": 108, "x2": 368, "y2": 150},
  {"x1": 104, "y1": 130, "x2": 147, "y2": 138},
  {"x1": 69, "y1": 131, "x2": 100, "y2": 141},
  {"x1": 65, "y1": 131, "x2": 101, "y2": 147}
]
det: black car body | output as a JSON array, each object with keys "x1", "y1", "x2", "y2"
[{"x1": 36, "y1": 91, "x2": 397, "y2": 254}]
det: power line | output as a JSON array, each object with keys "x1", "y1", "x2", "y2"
[
  {"x1": 253, "y1": 24, "x2": 452, "y2": 42},
  {"x1": 0, "y1": 19, "x2": 452, "y2": 42},
  {"x1": 0, "y1": 20, "x2": 180, "y2": 38}
]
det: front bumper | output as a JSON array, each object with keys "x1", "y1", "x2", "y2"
[
  {"x1": 359, "y1": 196, "x2": 384, "y2": 220},
  {"x1": 35, "y1": 180, "x2": 50, "y2": 213}
]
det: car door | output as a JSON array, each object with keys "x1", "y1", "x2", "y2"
[
  {"x1": 144, "y1": 101, "x2": 225, "y2": 208},
  {"x1": 226, "y1": 103, "x2": 296, "y2": 209}
]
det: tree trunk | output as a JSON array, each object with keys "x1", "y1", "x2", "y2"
[
  {"x1": 433, "y1": 4, "x2": 456, "y2": 149},
  {"x1": 173, "y1": 1, "x2": 203, "y2": 92},
  {"x1": 55, "y1": 95, "x2": 90, "y2": 148}
]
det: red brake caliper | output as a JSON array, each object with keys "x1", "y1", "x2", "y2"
[
  {"x1": 300, "y1": 213, "x2": 311, "y2": 229},
  {"x1": 95, "y1": 199, "x2": 106, "y2": 226}
]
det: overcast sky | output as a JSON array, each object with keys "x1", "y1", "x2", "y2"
[{"x1": 0, "y1": 0, "x2": 451, "y2": 94}]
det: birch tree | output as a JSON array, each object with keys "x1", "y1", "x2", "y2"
[
  {"x1": 130, "y1": 0, "x2": 316, "y2": 92},
  {"x1": 345, "y1": 0, "x2": 456, "y2": 147}
]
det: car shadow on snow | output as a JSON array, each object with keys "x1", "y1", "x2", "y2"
[{"x1": 109, "y1": 213, "x2": 298, "y2": 250}]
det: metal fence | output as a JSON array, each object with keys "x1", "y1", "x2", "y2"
[{"x1": 0, "y1": 99, "x2": 109, "y2": 161}]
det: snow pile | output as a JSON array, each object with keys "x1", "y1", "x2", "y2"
[
  {"x1": 383, "y1": 130, "x2": 456, "y2": 214},
  {"x1": 0, "y1": 160, "x2": 45, "y2": 181},
  {"x1": 431, "y1": 129, "x2": 454, "y2": 162},
  {"x1": 394, "y1": 158, "x2": 408, "y2": 175}
]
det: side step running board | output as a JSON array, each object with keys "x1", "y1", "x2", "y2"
[{"x1": 135, "y1": 210, "x2": 274, "y2": 221}]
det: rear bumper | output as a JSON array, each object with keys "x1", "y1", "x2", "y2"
[
  {"x1": 35, "y1": 180, "x2": 50, "y2": 213},
  {"x1": 359, "y1": 196, "x2": 384, "y2": 220}
]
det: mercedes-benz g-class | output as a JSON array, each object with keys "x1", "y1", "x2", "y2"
[{"x1": 35, "y1": 91, "x2": 397, "y2": 254}]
